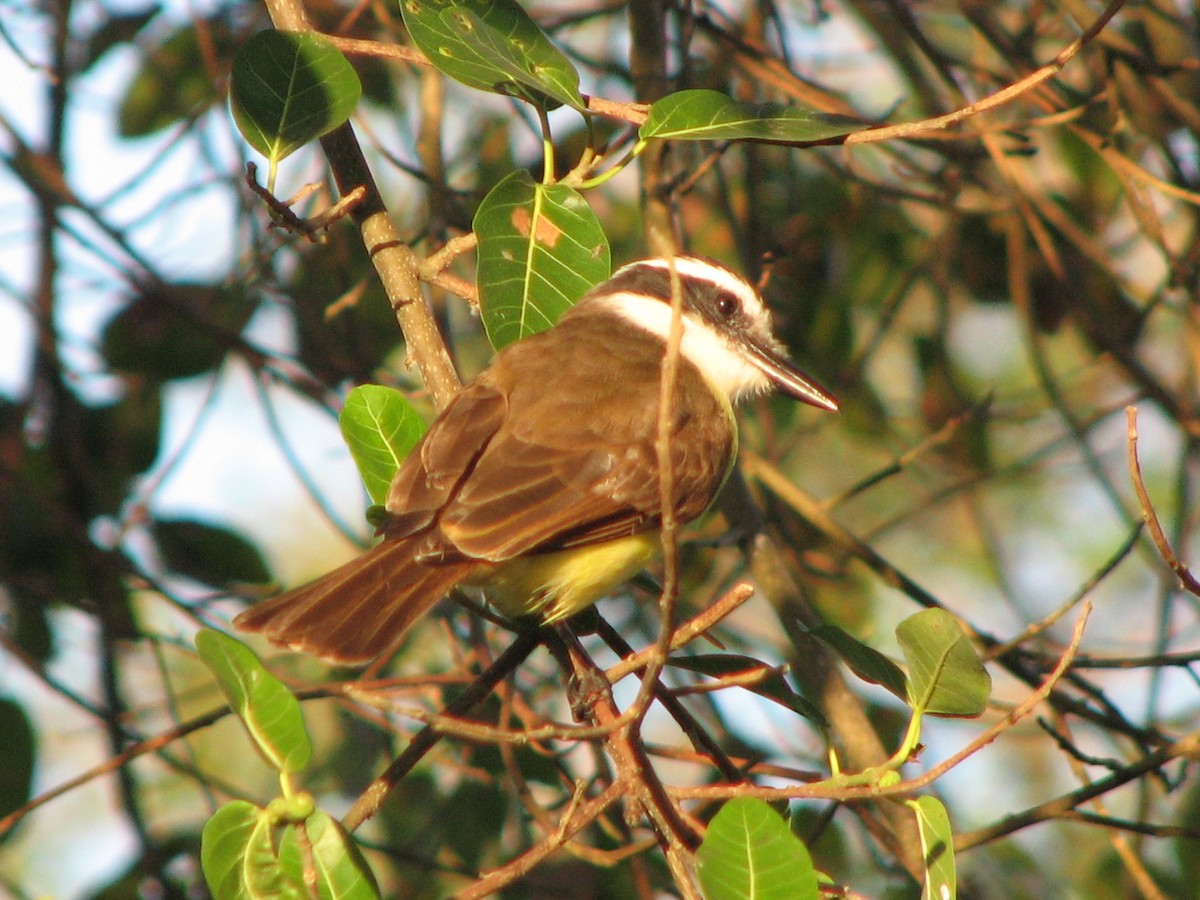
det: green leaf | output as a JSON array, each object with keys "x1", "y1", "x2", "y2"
[
  {"x1": 153, "y1": 518, "x2": 271, "y2": 586},
  {"x1": 909, "y1": 796, "x2": 956, "y2": 900},
  {"x1": 0, "y1": 699, "x2": 34, "y2": 829},
  {"x1": 84, "y1": 7, "x2": 157, "y2": 73},
  {"x1": 101, "y1": 283, "x2": 252, "y2": 381},
  {"x1": 81, "y1": 386, "x2": 162, "y2": 483},
  {"x1": 289, "y1": 233, "x2": 403, "y2": 379},
  {"x1": 365, "y1": 504, "x2": 389, "y2": 530},
  {"x1": 119, "y1": 21, "x2": 234, "y2": 136},
  {"x1": 399, "y1": 0, "x2": 583, "y2": 110},
  {"x1": 195, "y1": 629, "x2": 313, "y2": 773},
  {"x1": 696, "y1": 798, "x2": 819, "y2": 900},
  {"x1": 201, "y1": 801, "x2": 306, "y2": 900},
  {"x1": 279, "y1": 809, "x2": 381, "y2": 900},
  {"x1": 338, "y1": 385, "x2": 427, "y2": 505},
  {"x1": 809, "y1": 623, "x2": 908, "y2": 703},
  {"x1": 75, "y1": 386, "x2": 163, "y2": 516},
  {"x1": 474, "y1": 170, "x2": 610, "y2": 348},
  {"x1": 230, "y1": 30, "x2": 362, "y2": 166},
  {"x1": 640, "y1": 89, "x2": 857, "y2": 143},
  {"x1": 1174, "y1": 777, "x2": 1200, "y2": 886},
  {"x1": 0, "y1": 422, "x2": 85, "y2": 659},
  {"x1": 896, "y1": 609, "x2": 991, "y2": 718},
  {"x1": 668, "y1": 654, "x2": 826, "y2": 727},
  {"x1": 443, "y1": 780, "x2": 510, "y2": 869}
]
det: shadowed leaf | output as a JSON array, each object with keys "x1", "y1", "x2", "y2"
[
  {"x1": 231, "y1": 30, "x2": 361, "y2": 166},
  {"x1": 154, "y1": 518, "x2": 270, "y2": 586},
  {"x1": 810, "y1": 623, "x2": 908, "y2": 703},
  {"x1": 669, "y1": 654, "x2": 827, "y2": 726}
]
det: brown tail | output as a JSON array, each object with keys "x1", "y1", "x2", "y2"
[{"x1": 234, "y1": 538, "x2": 481, "y2": 664}]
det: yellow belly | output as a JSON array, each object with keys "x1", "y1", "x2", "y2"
[{"x1": 473, "y1": 532, "x2": 660, "y2": 622}]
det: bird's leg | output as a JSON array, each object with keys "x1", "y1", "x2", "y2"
[{"x1": 546, "y1": 623, "x2": 610, "y2": 723}]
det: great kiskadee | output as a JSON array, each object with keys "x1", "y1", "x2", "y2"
[{"x1": 235, "y1": 256, "x2": 837, "y2": 663}]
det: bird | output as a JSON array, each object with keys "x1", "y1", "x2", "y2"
[{"x1": 235, "y1": 255, "x2": 838, "y2": 663}]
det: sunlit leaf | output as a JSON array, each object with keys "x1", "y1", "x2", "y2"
[
  {"x1": 400, "y1": 0, "x2": 583, "y2": 110},
  {"x1": 696, "y1": 797, "x2": 819, "y2": 900},
  {"x1": 474, "y1": 170, "x2": 609, "y2": 348},
  {"x1": 640, "y1": 89, "x2": 857, "y2": 143},
  {"x1": 339, "y1": 385, "x2": 427, "y2": 505},
  {"x1": 910, "y1": 795, "x2": 956, "y2": 900},
  {"x1": 279, "y1": 809, "x2": 381, "y2": 899},
  {"x1": 231, "y1": 30, "x2": 362, "y2": 166},
  {"x1": 896, "y1": 609, "x2": 991, "y2": 718},
  {"x1": 201, "y1": 801, "x2": 306, "y2": 900},
  {"x1": 195, "y1": 629, "x2": 313, "y2": 774}
]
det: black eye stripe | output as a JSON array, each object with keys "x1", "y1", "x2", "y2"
[
  {"x1": 595, "y1": 267, "x2": 734, "y2": 302},
  {"x1": 590, "y1": 259, "x2": 762, "y2": 328}
]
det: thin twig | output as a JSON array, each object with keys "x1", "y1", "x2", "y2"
[
  {"x1": 455, "y1": 782, "x2": 626, "y2": 899},
  {"x1": 1126, "y1": 406, "x2": 1200, "y2": 596},
  {"x1": 839, "y1": 0, "x2": 1130, "y2": 148},
  {"x1": 668, "y1": 600, "x2": 1092, "y2": 804},
  {"x1": 244, "y1": 162, "x2": 366, "y2": 240},
  {"x1": 340, "y1": 630, "x2": 540, "y2": 832},
  {"x1": 262, "y1": 0, "x2": 463, "y2": 411}
]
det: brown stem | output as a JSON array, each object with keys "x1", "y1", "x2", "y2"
[
  {"x1": 1126, "y1": 406, "x2": 1200, "y2": 595},
  {"x1": 260, "y1": 0, "x2": 462, "y2": 410}
]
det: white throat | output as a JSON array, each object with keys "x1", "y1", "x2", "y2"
[{"x1": 594, "y1": 291, "x2": 772, "y2": 401}]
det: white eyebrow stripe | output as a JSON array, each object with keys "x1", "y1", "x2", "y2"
[{"x1": 632, "y1": 257, "x2": 766, "y2": 317}]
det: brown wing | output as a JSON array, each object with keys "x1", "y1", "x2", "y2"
[
  {"x1": 391, "y1": 314, "x2": 736, "y2": 564},
  {"x1": 236, "y1": 309, "x2": 736, "y2": 664},
  {"x1": 382, "y1": 379, "x2": 508, "y2": 541}
]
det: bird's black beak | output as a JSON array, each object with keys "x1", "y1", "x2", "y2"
[{"x1": 744, "y1": 338, "x2": 839, "y2": 412}]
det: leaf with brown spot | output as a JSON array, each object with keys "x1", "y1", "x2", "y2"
[
  {"x1": 474, "y1": 171, "x2": 609, "y2": 349},
  {"x1": 510, "y1": 206, "x2": 563, "y2": 248}
]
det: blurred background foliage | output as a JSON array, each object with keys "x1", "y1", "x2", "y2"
[{"x1": 1, "y1": 0, "x2": 1199, "y2": 897}]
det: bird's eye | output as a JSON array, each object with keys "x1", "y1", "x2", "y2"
[{"x1": 715, "y1": 292, "x2": 740, "y2": 318}]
